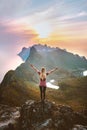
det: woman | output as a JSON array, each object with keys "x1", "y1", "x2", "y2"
[{"x1": 30, "y1": 64, "x2": 58, "y2": 102}]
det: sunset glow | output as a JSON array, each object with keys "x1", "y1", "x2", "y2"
[
  {"x1": 0, "y1": 0, "x2": 87, "y2": 81},
  {"x1": 34, "y1": 22, "x2": 51, "y2": 38}
]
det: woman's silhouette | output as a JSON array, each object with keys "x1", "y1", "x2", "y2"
[{"x1": 30, "y1": 64, "x2": 58, "y2": 102}]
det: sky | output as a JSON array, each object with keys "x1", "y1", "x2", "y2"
[{"x1": 0, "y1": 0, "x2": 87, "y2": 82}]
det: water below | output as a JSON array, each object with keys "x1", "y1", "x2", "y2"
[{"x1": 46, "y1": 79, "x2": 59, "y2": 89}]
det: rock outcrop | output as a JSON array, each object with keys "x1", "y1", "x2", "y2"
[
  {"x1": 0, "y1": 100, "x2": 87, "y2": 130},
  {"x1": 19, "y1": 100, "x2": 87, "y2": 130}
]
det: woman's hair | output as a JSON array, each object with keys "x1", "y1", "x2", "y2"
[
  {"x1": 41, "y1": 67, "x2": 46, "y2": 73},
  {"x1": 40, "y1": 67, "x2": 46, "y2": 79}
]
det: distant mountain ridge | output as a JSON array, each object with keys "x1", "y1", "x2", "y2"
[
  {"x1": 1, "y1": 44, "x2": 87, "y2": 85},
  {"x1": 18, "y1": 44, "x2": 87, "y2": 74},
  {"x1": 19, "y1": 44, "x2": 87, "y2": 62}
]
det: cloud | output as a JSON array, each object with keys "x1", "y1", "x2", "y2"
[
  {"x1": 78, "y1": 11, "x2": 87, "y2": 16},
  {"x1": 0, "y1": 19, "x2": 38, "y2": 54},
  {"x1": 0, "y1": 0, "x2": 58, "y2": 19},
  {"x1": 0, "y1": 20, "x2": 38, "y2": 82},
  {"x1": 0, "y1": 49, "x2": 23, "y2": 82},
  {"x1": 0, "y1": 0, "x2": 32, "y2": 18},
  {"x1": 0, "y1": 20, "x2": 38, "y2": 49},
  {"x1": 58, "y1": 11, "x2": 87, "y2": 21}
]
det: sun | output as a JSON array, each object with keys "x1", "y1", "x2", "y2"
[{"x1": 34, "y1": 22, "x2": 51, "y2": 38}]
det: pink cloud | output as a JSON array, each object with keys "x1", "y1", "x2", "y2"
[{"x1": 0, "y1": 20, "x2": 38, "y2": 82}]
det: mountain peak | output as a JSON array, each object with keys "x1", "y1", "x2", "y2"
[
  {"x1": 18, "y1": 47, "x2": 30, "y2": 61},
  {"x1": 18, "y1": 44, "x2": 87, "y2": 76},
  {"x1": 19, "y1": 44, "x2": 86, "y2": 62}
]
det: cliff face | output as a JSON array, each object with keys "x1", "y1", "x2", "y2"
[{"x1": 0, "y1": 100, "x2": 87, "y2": 130}]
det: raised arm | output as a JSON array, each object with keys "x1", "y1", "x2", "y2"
[
  {"x1": 47, "y1": 67, "x2": 58, "y2": 75},
  {"x1": 30, "y1": 64, "x2": 39, "y2": 73}
]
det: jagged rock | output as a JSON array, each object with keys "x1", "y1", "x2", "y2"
[
  {"x1": 72, "y1": 124, "x2": 87, "y2": 130},
  {"x1": 0, "y1": 100, "x2": 87, "y2": 130},
  {"x1": 19, "y1": 100, "x2": 87, "y2": 130},
  {"x1": 0, "y1": 104, "x2": 20, "y2": 130},
  {"x1": 19, "y1": 100, "x2": 54, "y2": 130}
]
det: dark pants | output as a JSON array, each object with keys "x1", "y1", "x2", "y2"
[{"x1": 39, "y1": 86, "x2": 46, "y2": 101}]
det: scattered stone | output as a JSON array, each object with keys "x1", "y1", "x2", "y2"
[
  {"x1": 0, "y1": 104, "x2": 20, "y2": 130},
  {"x1": 19, "y1": 100, "x2": 87, "y2": 130},
  {"x1": 72, "y1": 124, "x2": 87, "y2": 130},
  {"x1": 0, "y1": 100, "x2": 87, "y2": 130}
]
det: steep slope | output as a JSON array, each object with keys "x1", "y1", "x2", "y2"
[{"x1": 0, "y1": 70, "x2": 40, "y2": 106}]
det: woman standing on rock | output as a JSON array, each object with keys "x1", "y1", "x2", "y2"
[{"x1": 30, "y1": 64, "x2": 58, "y2": 102}]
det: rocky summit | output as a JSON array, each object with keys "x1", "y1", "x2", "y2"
[{"x1": 0, "y1": 100, "x2": 87, "y2": 130}]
